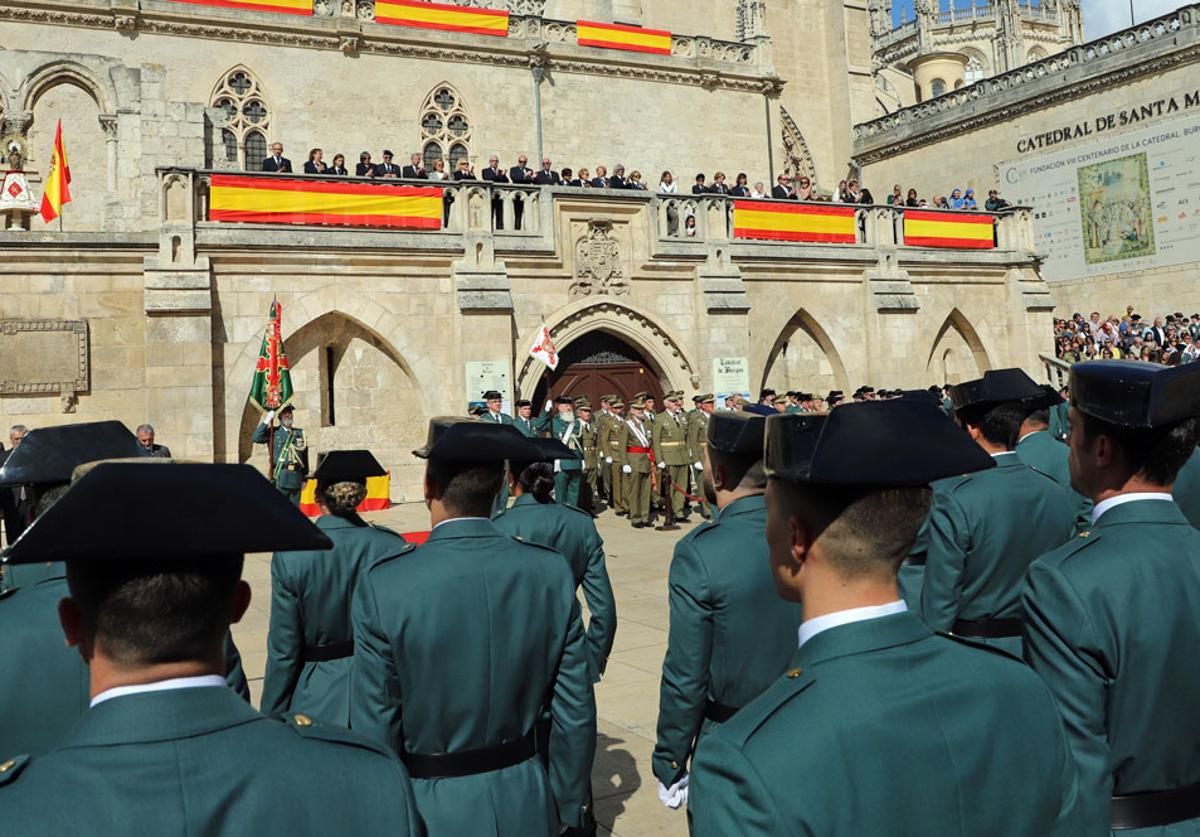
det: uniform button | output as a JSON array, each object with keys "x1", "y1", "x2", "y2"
[
  {"x1": 0, "y1": 759, "x2": 14, "y2": 772},
  {"x1": 670, "y1": 761, "x2": 678, "y2": 770},
  {"x1": 786, "y1": 668, "x2": 803, "y2": 679},
  {"x1": 293, "y1": 713, "x2": 313, "y2": 727}
]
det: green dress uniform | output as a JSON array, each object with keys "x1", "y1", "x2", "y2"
[
  {"x1": 1171, "y1": 446, "x2": 1200, "y2": 527},
  {"x1": 653, "y1": 493, "x2": 802, "y2": 788},
  {"x1": 1015, "y1": 428, "x2": 1093, "y2": 530},
  {"x1": 493, "y1": 493, "x2": 617, "y2": 682},
  {"x1": 513, "y1": 415, "x2": 536, "y2": 438},
  {"x1": 251, "y1": 421, "x2": 308, "y2": 504},
  {"x1": 922, "y1": 452, "x2": 1076, "y2": 651},
  {"x1": 545, "y1": 412, "x2": 585, "y2": 508},
  {"x1": 686, "y1": 406, "x2": 712, "y2": 519},
  {"x1": 688, "y1": 613, "x2": 1080, "y2": 836},
  {"x1": 0, "y1": 687, "x2": 422, "y2": 836},
  {"x1": 262, "y1": 513, "x2": 409, "y2": 725},
  {"x1": 482, "y1": 409, "x2": 516, "y2": 513},
  {"x1": 1049, "y1": 398, "x2": 1071, "y2": 441},
  {"x1": 652, "y1": 409, "x2": 691, "y2": 520},
  {"x1": 351, "y1": 517, "x2": 596, "y2": 835},
  {"x1": 1024, "y1": 499, "x2": 1200, "y2": 834},
  {"x1": 617, "y1": 412, "x2": 653, "y2": 526}
]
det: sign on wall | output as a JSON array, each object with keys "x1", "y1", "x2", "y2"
[
  {"x1": 1000, "y1": 110, "x2": 1200, "y2": 282},
  {"x1": 712, "y1": 357, "x2": 750, "y2": 406},
  {"x1": 465, "y1": 360, "x2": 511, "y2": 413}
]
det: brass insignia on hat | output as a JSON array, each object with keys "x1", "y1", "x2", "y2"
[
  {"x1": 786, "y1": 668, "x2": 803, "y2": 679},
  {"x1": 293, "y1": 713, "x2": 314, "y2": 727}
]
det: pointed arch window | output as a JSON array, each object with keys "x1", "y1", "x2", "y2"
[
  {"x1": 210, "y1": 67, "x2": 272, "y2": 171},
  {"x1": 418, "y1": 84, "x2": 471, "y2": 172},
  {"x1": 963, "y1": 53, "x2": 986, "y2": 84}
]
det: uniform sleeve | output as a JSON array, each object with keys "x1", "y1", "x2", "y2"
[
  {"x1": 652, "y1": 539, "x2": 714, "y2": 787},
  {"x1": 651, "y1": 417, "x2": 665, "y2": 463},
  {"x1": 615, "y1": 424, "x2": 629, "y2": 467},
  {"x1": 689, "y1": 732, "x2": 780, "y2": 836},
  {"x1": 222, "y1": 633, "x2": 250, "y2": 702},
  {"x1": 580, "y1": 531, "x2": 617, "y2": 682},
  {"x1": 349, "y1": 570, "x2": 404, "y2": 753},
  {"x1": 534, "y1": 409, "x2": 554, "y2": 434},
  {"x1": 548, "y1": 593, "x2": 598, "y2": 829},
  {"x1": 251, "y1": 422, "x2": 270, "y2": 443},
  {"x1": 921, "y1": 494, "x2": 971, "y2": 631},
  {"x1": 1022, "y1": 559, "x2": 1111, "y2": 836},
  {"x1": 261, "y1": 554, "x2": 303, "y2": 717}
]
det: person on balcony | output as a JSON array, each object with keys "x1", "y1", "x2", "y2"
[
  {"x1": 355, "y1": 151, "x2": 375, "y2": 178},
  {"x1": 771, "y1": 174, "x2": 793, "y2": 200},
  {"x1": 751, "y1": 181, "x2": 768, "y2": 199},
  {"x1": 608, "y1": 164, "x2": 629, "y2": 189},
  {"x1": 589, "y1": 165, "x2": 608, "y2": 188},
  {"x1": 692, "y1": 173, "x2": 708, "y2": 195},
  {"x1": 795, "y1": 175, "x2": 814, "y2": 201},
  {"x1": 534, "y1": 157, "x2": 561, "y2": 186},
  {"x1": 452, "y1": 160, "x2": 476, "y2": 181},
  {"x1": 709, "y1": 172, "x2": 731, "y2": 196},
  {"x1": 887, "y1": 183, "x2": 903, "y2": 205},
  {"x1": 303, "y1": 148, "x2": 327, "y2": 175},
  {"x1": 729, "y1": 172, "x2": 750, "y2": 197},
  {"x1": 375, "y1": 150, "x2": 400, "y2": 179},
  {"x1": 401, "y1": 153, "x2": 426, "y2": 180},
  {"x1": 261, "y1": 142, "x2": 292, "y2": 174},
  {"x1": 628, "y1": 170, "x2": 647, "y2": 191},
  {"x1": 577, "y1": 167, "x2": 592, "y2": 188},
  {"x1": 328, "y1": 154, "x2": 348, "y2": 176}
]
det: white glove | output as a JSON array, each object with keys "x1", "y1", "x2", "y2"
[
  {"x1": 553, "y1": 459, "x2": 562, "y2": 474},
  {"x1": 694, "y1": 461, "x2": 703, "y2": 470},
  {"x1": 657, "y1": 462, "x2": 666, "y2": 470},
  {"x1": 657, "y1": 775, "x2": 689, "y2": 809},
  {"x1": 264, "y1": 410, "x2": 276, "y2": 424},
  {"x1": 622, "y1": 465, "x2": 632, "y2": 474},
  {"x1": 544, "y1": 399, "x2": 553, "y2": 413},
  {"x1": 605, "y1": 456, "x2": 613, "y2": 464}
]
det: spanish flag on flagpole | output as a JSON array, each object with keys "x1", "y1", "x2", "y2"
[{"x1": 40, "y1": 119, "x2": 71, "y2": 225}]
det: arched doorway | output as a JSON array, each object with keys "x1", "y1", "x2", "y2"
[{"x1": 532, "y1": 331, "x2": 666, "y2": 408}]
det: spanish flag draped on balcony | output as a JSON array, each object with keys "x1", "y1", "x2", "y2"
[
  {"x1": 375, "y1": 0, "x2": 509, "y2": 36},
  {"x1": 903, "y1": 209, "x2": 995, "y2": 249},
  {"x1": 208, "y1": 174, "x2": 442, "y2": 229},
  {"x1": 577, "y1": 20, "x2": 672, "y2": 55},
  {"x1": 39, "y1": 119, "x2": 71, "y2": 225},
  {"x1": 733, "y1": 200, "x2": 857, "y2": 243},
  {"x1": 166, "y1": 0, "x2": 311, "y2": 16},
  {"x1": 249, "y1": 299, "x2": 294, "y2": 412}
]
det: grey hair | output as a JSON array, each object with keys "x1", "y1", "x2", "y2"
[
  {"x1": 10, "y1": 425, "x2": 27, "y2": 435},
  {"x1": 136, "y1": 424, "x2": 154, "y2": 434}
]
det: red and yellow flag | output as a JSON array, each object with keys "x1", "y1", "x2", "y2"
[
  {"x1": 903, "y1": 210, "x2": 995, "y2": 249},
  {"x1": 733, "y1": 200, "x2": 858, "y2": 243},
  {"x1": 300, "y1": 473, "x2": 392, "y2": 517},
  {"x1": 165, "y1": 0, "x2": 311, "y2": 15},
  {"x1": 376, "y1": 0, "x2": 509, "y2": 36},
  {"x1": 208, "y1": 175, "x2": 442, "y2": 229},
  {"x1": 39, "y1": 119, "x2": 71, "y2": 225},
  {"x1": 577, "y1": 20, "x2": 672, "y2": 55}
]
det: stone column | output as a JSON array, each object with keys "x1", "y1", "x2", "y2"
[
  {"x1": 100, "y1": 114, "x2": 119, "y2": 194},
  {"x1": 451, "y1": 234, "x2": 515, "y2": 411},
  {"x1": 695, "y1": 247, "x2": 749, "y2": 393}
]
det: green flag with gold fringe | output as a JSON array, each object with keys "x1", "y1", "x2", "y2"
[{"x1": 248, "y1": 299, "x2": 293, "y2": 412}]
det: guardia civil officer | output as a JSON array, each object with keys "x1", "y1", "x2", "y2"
[
  {"x1": 1023, "y1": 360, "x2": 1200, "y2": 833},
  {"x1": 252, "y1": 404, "x2": 308, "y2": 504},
  {"x1": 920, "y1": 369, "x2": 1077, "y2": 651},
  {"x1": 1015, "y1": 384, "x2": 1093, "y2": 529},
  {"x1": 0, "y1": 461, "x2": 421, "y2": 835},
  {"x1": 350, "y1": 419, "x2": 595, "y2": 835},
  {"x1": 494, "y1": 437, "x2": 617, "y2": 683},
  {"x1": 536, "y1": 395, "x2": 586, "y2": 507},
  {"x1": 652, "y1": 410, "x2": 802, "y2": 811},
  {"x1": 262, "y1": 450, "x2": 408, "y2": 726},
  {"x1": 688, "y1": 401, "x2": 1080, "y2": 835}
]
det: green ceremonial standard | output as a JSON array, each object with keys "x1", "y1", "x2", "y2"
[{"x1": 248, "y1": 299, "x2": 294, "y2": 412}]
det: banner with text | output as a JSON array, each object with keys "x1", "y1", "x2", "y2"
[
  {"x1": 1001, "y1": 109, "x2": 1200, "y2": 281},
  {"x1": 712, "y1": 357, "x2": 750, "y2": 406}
]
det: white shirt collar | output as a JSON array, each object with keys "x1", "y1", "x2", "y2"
[
  {"x1": 432, "y1": 516, "x2": 489, "y2": 531},
  {"x1": 1091, "y1": 492, "x2": 1173, "y2": 524},
  {"x1": 90, "y1": 674, "x2": 227, "y2": 708},
  {"x1": 991, "y1": 451, "x2": 1017, "y2": 459},
  {"x1": 798, "y1": 600, "x2": 907, "y2": 648}
]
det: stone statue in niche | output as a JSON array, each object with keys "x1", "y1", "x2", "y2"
[{"x1": 571, "y1": 220, "x2": 628, "y2": 297}]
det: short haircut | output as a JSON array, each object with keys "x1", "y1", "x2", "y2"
[
  {"x1": 1079, "y1": 413, "x2": 1199, "y2": 485},
  {"x1": 318, "y1": 480, "x2": 368, "y2": 516},
  {"x1": 707, "y1": 447, "x2": 767, "y2": 492},
  {"x1": 427, "y1": 459, "x2": 504, "y2": 517},
  {"x1": 1023, "y1": 407, "x2": 1050, "y2": 429},
  {"x1": 513, "y1": 461, "x2": 555, "y2": 504},
  {"x1": 10, "y1": 424, "x2": 27, "y2": 435},
  {"x1": 136, "y1": 424, "x2": 154, "y2": 434},
  {"x1": 956, "y1": 401, "x2": 1028, "y2": 449},
  {"x1": 783, "y1": 482, "x2": 933, "y2": 580},
  {"x1": 67, "y1": 556, "x2": 243, "y2": 668}
]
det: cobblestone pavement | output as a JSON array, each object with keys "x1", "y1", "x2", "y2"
[{"x1": 235, "y1": 501, "x2": 699, "y2": 836}]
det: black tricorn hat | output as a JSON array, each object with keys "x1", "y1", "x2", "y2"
[
  {"x1": 898, "y1": 389, "x2": 941, "y2": 406},
  {"x1": 0, "y1": 421, "x2": 142, "y2": 487},
  {"x1": 707, "y1": 410, "x2": 775, "y2": 454},
  {"x1": 520, "y1": 437, "x2": 581, "y2": 463},
  {"x1": 554, "y1": 394, "x2": 575, "y2": 405},
  {"x1": 759, "y1": 388, "x2": 776, "y2": 399},
  {"x1": 2, "y1": 461, "x2": 331, "y2": 565},
  {"x1": 1026, "y1": 385, "x2": 1064, "y2": 411},
  {"x1": 314, "y1": 450, "x2": 386, "y2": 483},
  {"x1": 1070, "y1": 360, "x2": 1200, "y2": 428},
  {"x1": 515, "y1": 399, "x2": 532, "y2": 408},
  {"x1": 412, "y1": 418, "x2": 534, "y2": 461},
  {"x1": 482, "y1": 390, "x2": 503, "y2": 401},
  {"x1": 949, "y1": 368, "x2": 1043, "y2": 411},
  {"x1": 765, "y1": 401, "x2": 994, "y2": 486}
]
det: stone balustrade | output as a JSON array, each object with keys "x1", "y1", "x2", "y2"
[
  {"x1": 160, "y1": 168, "x2": 1036, "y2": 257},
  {"x1": 1039, "y1": 353, "x2": 1070, "y2": 389}
]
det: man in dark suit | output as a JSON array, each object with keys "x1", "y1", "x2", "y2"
[
  {"x1": 135, "y1": 424, "x2": 171, "y2": 458},
  {"x1": 509, "y1": 156, "x2": 533, "y2": 229},
  {"x1": 608, "y1": 165, "x2": 628, "y2": 189},
  {"x1": 481, "y1": 155, "x2": 509, "y2": 229},
  {"x1": 1147, "y1": 317, "x2": 1167, "y2": 346},
  {"x1": 534, "y1": 157, "x2": 561, "y2": 186},
  {"x1": 261, "y1": 143, "x2": 292, "y2": 174},
  {"x1": 771, "y1": 174, "x2": 794, "y2": 199},
  {"x1": 590, "y1": 166, "x2": 609, "y2": 188},
  {"x1": 401, "y1": 153, "x2": 425, "y2": 180},
  {"x1": 355, "y1": 152, "x2": 375, "y2": 178},
  {"x1": 692, "y1": 173, "x2": 708, "y2": 195},
  {"x1": 376, "y1": 151, "x2": 400, "y2": 179}
]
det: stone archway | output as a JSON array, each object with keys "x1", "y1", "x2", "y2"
[
  {"x1": 515, "y1": 299, "x2": 697, "y2": 401},
  {"x1": 761, "y1": 308, "x2": 849, "y2": 395},
  {"x1": 925, "y1": 307, "x2": 991, "y2": 384}
]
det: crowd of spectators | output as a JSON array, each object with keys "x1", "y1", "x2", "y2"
[
  {"x1": 882, "y1": 183, "x2": 1011, "y2": 212},
  {"x1": 1055, "y1": 309, "x2": 1200, "y2": 365}
]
